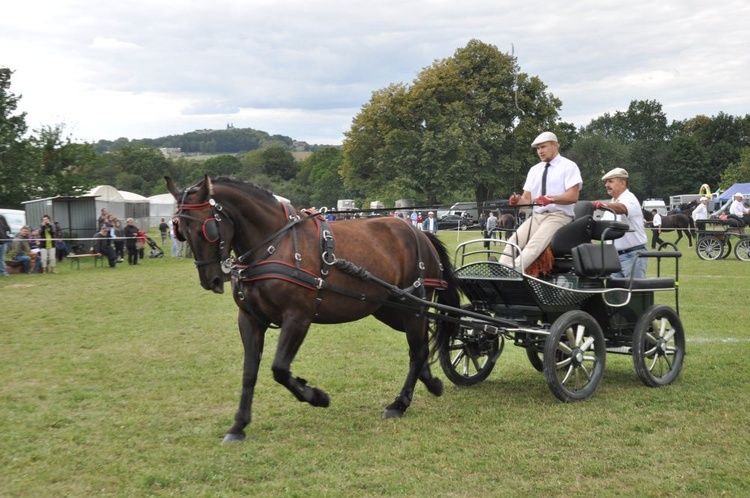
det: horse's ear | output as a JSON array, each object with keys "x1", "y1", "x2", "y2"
[
  {"x1": 165, "y1": 176, "x2": 181, "y2": 199},
  {"x1": 196, "y1": 175, "x2": 212, "y2": 200}
]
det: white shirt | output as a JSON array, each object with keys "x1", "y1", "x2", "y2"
[
  {"x1": 692, "y1": 203, "x2": 708, "y2": 221},
  {"x1": 652, "y1": 213, "x2": 662, "y2": 228},
  {"x1": 522, "y1": 154, "x2": 583, "y2": 218},
  {"x1": 612, "y1": 189, "x2": 647, "y2": 250},
  {"x1": 730, "y1": 199, "x2": 747, "y2": 217}
]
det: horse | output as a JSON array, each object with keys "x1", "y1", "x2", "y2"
[
  {"x1": 642, "y1": 209, "x2": 695, "y2": 247},
  {"x1": 165, "y1": 176, "x2": 462, "y2": 443},
  {"x1": 496, "y1": 213, "x2": 517, "y2": 240}
]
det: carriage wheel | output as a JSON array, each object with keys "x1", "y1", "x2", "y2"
[
  {"x1": 632, "y1": 305, "x2": 685, "y2": 387},
  {"x1": 696, "y1": 236, "x2": 723, "y2": 260},
  {"x1": 438, "y1": 305, "x2": 502, "y2": 386},
  {"x1": 735, "y1": 239, "x2": 750, "y2": 262},
  {"x1": 543, "y1": 310, "x2": 606, "y2": 402},
  {"x1": 721, "y1": 239, "x2": 733, "y2": 259},
  {"x1": 526, "y1": 349, "x2": 544, "y2": 372}
]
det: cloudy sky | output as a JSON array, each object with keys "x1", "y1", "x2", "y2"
[{"x1": 3, "y1": 0, "x2": 749, "y2": 145}]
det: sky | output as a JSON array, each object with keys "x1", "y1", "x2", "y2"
[{"x1": 2, "y1": 0, "x2": 749, "y2": 146}]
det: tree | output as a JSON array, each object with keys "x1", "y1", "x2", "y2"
[
  {"x1": 341, "y1": 39, "x2": 566, "y2": 210},
  {"x1": 720, "y1": 147, "x2": 750, "y2": 189},
  {"x1": 240, "y1": 146, "x2": 298, "y2": 181},
  {"x1": 0, "y1": 68, "x2": 39, "y2": 208},
  {"x1": 31, "y1": 124, "x2": 98, "y2": 197},
  {"x1": 298, "y1": 146, "x2": 347, "y2": 208}
]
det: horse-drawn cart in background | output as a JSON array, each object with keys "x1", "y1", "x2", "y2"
[
  {"x1": 694, "y1": 218, "x2": 750, "y2": 261},
  {"x1": 434, "y1": 203, "x2": 686, "y2": 402}
]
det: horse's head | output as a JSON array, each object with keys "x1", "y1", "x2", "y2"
[{"x1": 166, "y1": 175, "x2": 234, "y2": 294}]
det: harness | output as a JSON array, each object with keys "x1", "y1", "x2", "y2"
[{"x1": 176, "y1": 186, "x2": 448, "y2": 328}]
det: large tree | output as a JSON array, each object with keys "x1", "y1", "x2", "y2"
[
  {"x1": 341, "y1": 39, "x2": 567, "y2": 210},
  {"x1": 0, "y1": 68, "x2": 39, "y2": 208}
]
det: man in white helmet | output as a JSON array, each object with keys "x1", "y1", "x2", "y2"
[{"x1": 501, "y1": 131, "x2": 582, "y2": 271}]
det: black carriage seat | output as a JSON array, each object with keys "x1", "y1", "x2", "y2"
[{"x1": 571, "y1": 244, "x2": 676, "y2": 290}]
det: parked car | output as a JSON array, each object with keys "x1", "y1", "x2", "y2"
[{"x1": 438, "y1": 214, "x2": 476, "y2": 231}]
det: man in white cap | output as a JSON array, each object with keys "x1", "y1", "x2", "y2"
[
  {"x1": 729, "y1": 192, "x2": 749, "y2": 218},
  {"x1": 422, "y1": 211, "x2": 438, "y2": 233},
  {"x1": 593, "y1": 168, "x2": 647, "y2": 278},
  {"x1": 501, "y1": 131, "x2": 582, "y2": 270},
  {"x1": 691, "y1": 196, "x2": 709, "y2": 223}
]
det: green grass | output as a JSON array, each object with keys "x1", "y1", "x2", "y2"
[{"x1": 1, "y1": 229, "x2": 749, "y2": 497}]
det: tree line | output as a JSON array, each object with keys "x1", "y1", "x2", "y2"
[{"x1": 2, "y1": 41, "x2": 749, "y2": 211}]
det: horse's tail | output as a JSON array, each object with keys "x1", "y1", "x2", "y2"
[{"x1": 423, "y1": 232, "x2": 463, "y2": 359}]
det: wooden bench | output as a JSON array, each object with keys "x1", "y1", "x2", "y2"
[{"x1": 68, "y1": 253, "x2": 103, "y2": 269}]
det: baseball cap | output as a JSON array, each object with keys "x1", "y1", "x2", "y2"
[
  {"x1": 601, "y1": 168, "x2": 629, "y2": 181},
  {"x1": 531, "y1": 131, "x2": 558, "y2": 148}
]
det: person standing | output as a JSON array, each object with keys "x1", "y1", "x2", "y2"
[
  {"x1": 422, "y1": 211, "x2": 438, "y2": 233},
  {"x1": 485, "y1": 211, "x2": 498, "y2": 240},
  {"x1": 0, "y1": 214, "x2": 11, "y2": 276},
  {"x1": 593, "y1": 168, "x2": 648, "y2": 278},
  {"x1": 170, "y1": 217, "x2": 184, "y2": 259},
  {"x1": 501, "y1": 131, "x2": 582, "y2": 270},
  {"x1": 650, "y1": 209, "x2": 664, "y2": 249},
  {"x1": 410, "y1": 209, "x2": 418, "y2": 227},
  {"x1": 37, "y1": 215, "x2": 57, "y2": 274},
  {"x1": 158, "y1": 218, "x2": 169, "y2": 247},
  {"x1": 123, "y1": 218, "x2": 140, "y2": 265},
  {"x1": 113, "y1": 219, "x2": 125, "y2": 262}
]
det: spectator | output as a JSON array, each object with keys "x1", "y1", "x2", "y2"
[
  {"x1": 170, "y1": 217, "x2": 184, "y2": 259},
  {"x1": 29, "y1": 227, "x2": 43, "y2": 273},
  {"x1": 158, "y1": 218, "x2": 169, "y2": 247},
  {"x1": 485, "y1": 211, "x2": 498, "y2": 240},
  {"x1": 12, "y1": 226, "x2": 32, "y2": 274},
  {"x1": 123, "y1": 218, "x2": 140, "y2": 265},
  {"x1": 136, "y1": 229, "x2": 147, "y2": 259},
  {"x1": 38, "y1": 214, "x2": 58, "y2": 274},
  {"x1": 501, "y1": 131, "x2": 582, "y2": 270},
  {"x1": 113, "y1": 219, "x2": 125, "y2": 263},
  {"x1": 0, "y1": 214, "x2": 11, "y2": 276},
  {"x1": 594, "y1": 168, "x2": 647, "y2": 278},
  {"x1": 92, "y1": 225, "x2": 117, "y2": 268},
  {"x1": 53, "y1": 221, "x2": 70, "y2": 260},
  {"x1": 410, "y1": 209, "x2": 418, "y2": 227},
  {"x1": 422, "y1": 211, "x2": 438, "y2": 233},
  {"x1": 416, "y1": 212, "x2": 423, "y2": 230},
  {"x1": 97, "y1": 208, "x2": 110, "y2": 228}
]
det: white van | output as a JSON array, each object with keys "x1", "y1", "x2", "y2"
[
  {"x1": 0, "y1": 208, "x2": 26, "y2": 236},
  {"x1": 641, "y1": 199, "x2": 667, "y2": 215}
]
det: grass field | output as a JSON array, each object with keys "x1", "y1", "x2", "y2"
[{"x1": 1, "y1": 229, "x2": 749, "y2": 497}]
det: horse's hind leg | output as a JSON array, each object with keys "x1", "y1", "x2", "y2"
[
  {"x1": 271, "y1": 314, "x2": 330, "y2": 408},
  {"x1": 224, "y1": 311, "x2": 267, "y2": 443}
]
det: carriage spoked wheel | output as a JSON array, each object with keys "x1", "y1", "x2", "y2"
[
  {"x1": 438, "y1": 305, "x2": 503, "y2": 386},
  {"x1": 721, "y1": 239, "x2": 732, "y2": 259},
  {"x1": 526, "y1": 349, "x2": 544, "y2": 372},
  {"x1": 632, "y1": 305, "x2": 686, "y2": 387},
  {"x1": 696, "y1": 236, "x2": 724, "y2": 260},
  {"x1": 543, "y1": 310, "x2": 606, "y2": 402},
  {"x1": 735, "y1": 239, "x2": 750, "y2": 262}
]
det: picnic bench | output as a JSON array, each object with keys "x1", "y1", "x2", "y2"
[{"x1": 67, "y1": 253, "x2": 103, "y2": 269}]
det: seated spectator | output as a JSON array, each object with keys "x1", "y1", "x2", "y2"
[
  {"x1": 91, "y1": 225, "x2": 117, "y2": 268},
  {"x1": 12, "y1": 226, "x2": 33, "y2": 274}
]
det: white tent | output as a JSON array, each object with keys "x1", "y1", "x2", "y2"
[{"x1": 149, "y1": 193, "x2": 177, "y2": 225}]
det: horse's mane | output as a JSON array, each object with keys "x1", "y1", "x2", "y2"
[{"x1": 211, "y1": 176, "x2": 278, "y2": 203}]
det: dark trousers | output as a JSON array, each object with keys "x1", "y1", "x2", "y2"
[
  {"x1": 651, "y1": 229, "x2": 664, "y2": 249},
  {"x1": 114, "y1": 241, "x2": 124, "y2": 259},
  {"x1": 127, "y1": 245, "x2": 139, "y2": 265},
  {"x1": 102, "y1": 247, "x2": 117, "y2": 267}
]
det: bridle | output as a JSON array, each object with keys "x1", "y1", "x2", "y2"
[{"x1": 175, "y1": 187, "x2": 234, "y2": 274}]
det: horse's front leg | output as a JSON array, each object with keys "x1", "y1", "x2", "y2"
[
  {"x1": 223, "y1": 311, "x2": 267, "y2": 444},
  {"x1": 271, "y1": 314, "x2": 331, "y2": 408},
  {"x1": 383, "y1": 318, "x2": 431, "y2": 419}
]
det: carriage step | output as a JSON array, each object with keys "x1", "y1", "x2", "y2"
[{"x1": 607, "y1": 277, "x2": 675, "y2": 290}]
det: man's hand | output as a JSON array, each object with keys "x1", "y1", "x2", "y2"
[
  {"x1": 508, "y1": 194, "x2": 519, "y2": 206},
  {"x1": 593, "y1": 201, "x2": 607, "y2": 210},
  {"x1": 534, "y1": 195, "x2": 552, "y2": 206}
]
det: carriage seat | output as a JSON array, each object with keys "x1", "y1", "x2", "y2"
[{"x1": 572, "y1": 243, "x2": 676, "y2": 290}]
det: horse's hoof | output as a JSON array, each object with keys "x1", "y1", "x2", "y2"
[
  {"x1": 426, "y1": 377, "x2": 444, "y2": 397},
  {"x1": 383, "y1": 407, "x2": 405, "y2": 419},
  {"x1": 222, "y1": 432, "x2": 246, "y2": 444},
  {"x1": 312, "y1": 388, "x2": 331, "y2": 408}
]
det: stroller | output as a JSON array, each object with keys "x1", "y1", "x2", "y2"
[{"x1": 146, "y1": 236, "x2": 165, "y2": 258}]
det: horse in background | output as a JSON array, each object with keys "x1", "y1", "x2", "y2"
[
  {"x1": 642, "y1": 209, "x2": 695, "y2": 247},
  {"x1": 495, "y1": 213, "x2": 517, "y2": 240}
]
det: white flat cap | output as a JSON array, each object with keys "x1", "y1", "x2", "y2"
[
  {"x1": 531, "y1": 131, "x2": 558, "y2": 147},
  {"x1": 601, "y1": 168, "x2": 629, "y2": 180},
  {"x1": 699, "y1": 196, "x2": 708, "y2": 201}
]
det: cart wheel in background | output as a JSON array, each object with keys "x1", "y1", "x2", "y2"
[
  {"x1": 735, "y1": 239, "x2": 750, "y2": 262},
  {"x1": 720, "y1": 239, "x2": 732, "y2": 259},
  {"x1": 632, "y1": 304, "x2": 685, "y2": 387},
  {"x1": 526, "y1": 349, "x2": 544, "y2": 372},
  {"x1": 438, "y1": 305, "x2": 502, "y2": 386},
  {"x1": 543, "y1": 310, "x2": 606, "y2": 402},
  {"x1": 696, "y1": 236, "x2": 723, "y2": 260}
]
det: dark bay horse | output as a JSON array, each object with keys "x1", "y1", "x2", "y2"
[
  {"x1": 642, "y1": 209, "x2": 695, "y2": 247},
  {"x1": 496, "y1": 213, "x2": 517, "y2": 240},
  {"x1": 166, "y1": 176, "x2": 461, "y2": 442}
]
